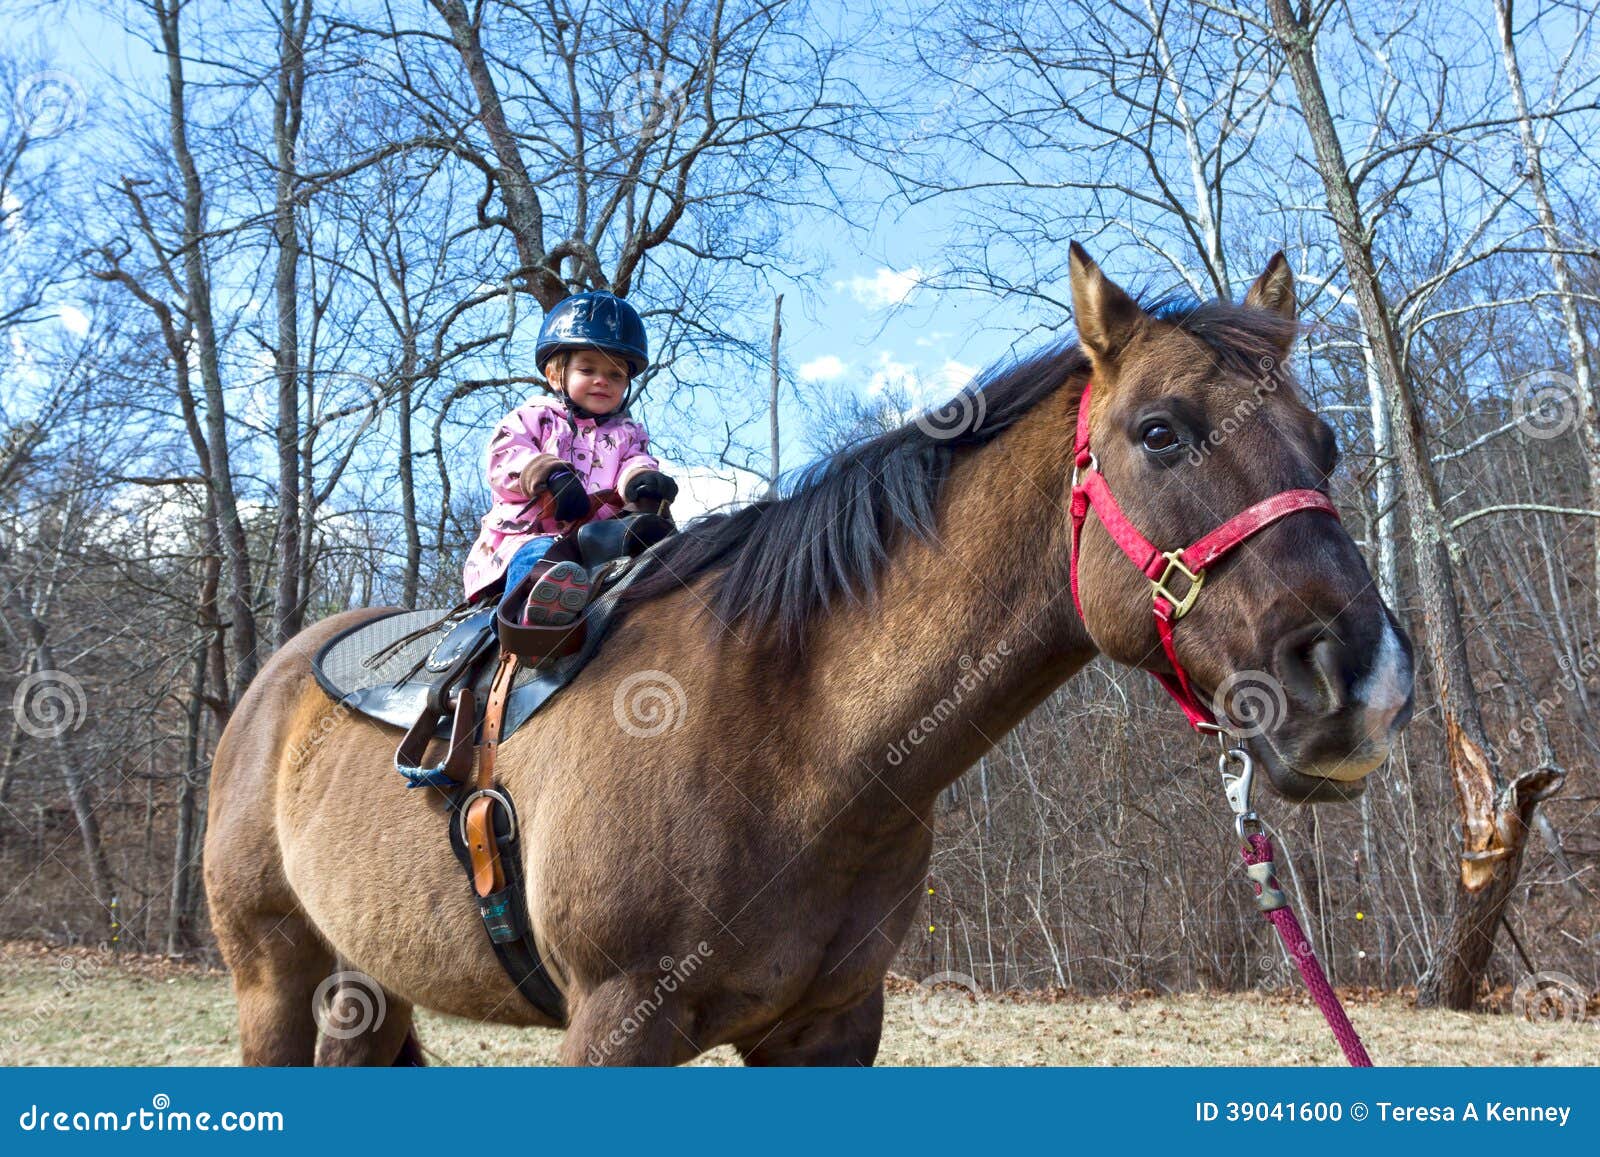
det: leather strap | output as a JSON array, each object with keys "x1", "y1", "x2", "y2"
[
  {"x1": 1069, "y1": 380, "x2": 1340, "y2": 730},
  {"x1": 465, "y1": 652, "x2": 519, "y2": 897}
]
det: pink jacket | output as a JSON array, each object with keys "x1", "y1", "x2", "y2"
[{"x1": 463, "y1": 396, "x2": 660, "y2": 599}]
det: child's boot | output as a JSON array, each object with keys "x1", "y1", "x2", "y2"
[{"x1": 521, "y1": 560, "x2": 593, "y2": 626}]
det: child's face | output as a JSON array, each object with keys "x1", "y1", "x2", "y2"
[{"x1": 555, "y1": 350, "x2": 630, "y2": 414}]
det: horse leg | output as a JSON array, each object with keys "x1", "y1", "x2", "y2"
[
  {"x1": 215, "y1": 907, "x2": 334, "y2": 1066},
  {"x1": 736, "y1": 983, "x2": 885, "y2": 1067},
  {"x1": 314, "y1": 972, "x2": 422, "y2": 1066},
  {"x1": 557, "y1": 977, "x2": 697, "y2": 1066}
]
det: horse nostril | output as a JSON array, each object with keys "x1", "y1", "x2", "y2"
[
  {"x1": 1308, "y1": 637, "x2": 1352, "y2": 713},
  {"x1": 1273, "y1": 625, "x2": 1350, "y2": 714}
]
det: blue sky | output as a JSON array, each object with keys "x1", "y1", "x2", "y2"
[{"x1": 17, "y1": 1, "x2": 1061, "y2": 518}]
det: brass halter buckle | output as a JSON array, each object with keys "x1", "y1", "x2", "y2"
[{"x1": 1151, "y1": 550, "x2": 1205, "y2": 619}]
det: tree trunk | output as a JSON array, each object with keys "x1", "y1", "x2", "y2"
[
  {"x1": 1265, "y1": 0, "x2": 1562, "y2": 1008},
  {"x1": 1492, "y1": 0, "x2": 1600, "y2": 605},
  {"x1": 272, "y1": 0, "x2": 313, "y2": 644},
  {"x1": 1360, "y1": 334, "x2": 1396, "y2": 981},
  {"x1": 156, "y1": 0, "x2": 259, "y2": 691},
  {"x1": 430, "y1": 0, "x2": 566, "y2": 308},
  {"x1": 166, "y1": 615, "x2": 210, "y2": 954},
  {"x1": 17, "y1": 620, "x2": 114, "y2": 933},
  {"x1": 399, "y1": 329, "x2": 421, "y2": 608}
]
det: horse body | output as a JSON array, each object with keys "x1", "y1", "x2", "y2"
[
  {"x1": 208, "y1": 391, "x2": 1094, "y2": 1062},
  {"x1": 205, "y1": 249, "x2": 1413, "y2": 1065}
]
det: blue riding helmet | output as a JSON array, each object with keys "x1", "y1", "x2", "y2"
[{"x1": 535, "y1": 291, "x2": 649, "y2": 378}]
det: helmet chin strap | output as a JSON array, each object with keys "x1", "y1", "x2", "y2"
[{"x1": 558, "y1": 388, "x2": 627, "y2": 425}]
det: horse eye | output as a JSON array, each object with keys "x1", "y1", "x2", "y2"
[{"x1": 1141, "y1": 423, "x2": 1178, "y2": 453}]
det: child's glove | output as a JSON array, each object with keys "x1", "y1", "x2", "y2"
[
  {"x1": 624, "y1": 470, "x2": 679, "y2": 506},
  {"x1": 546, "y1": 469, "x2": 592, "y2": 522}
]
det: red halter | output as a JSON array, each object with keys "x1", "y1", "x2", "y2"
[{"x1": 1068, "y1": 381, "x2": 1340, "y2": 731}]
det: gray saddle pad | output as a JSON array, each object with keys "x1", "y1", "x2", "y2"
[{"x1": 312, "y1": 558, "x2": 647, "y2": 738}]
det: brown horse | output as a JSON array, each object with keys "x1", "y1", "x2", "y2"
[{"x1": 204, "y1": 246, "x2": 1414, "y2": 1066}]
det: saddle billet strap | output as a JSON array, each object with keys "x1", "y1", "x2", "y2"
[
  {"x1": 393, "y1": 688, "x2": 477, "y2": 790},
  {"x1": 465, "y1": 652, "x2": 519, "y2": 896},
  {"x1": 450, "y1": 649, "x2": 568, "y2": 1023}
]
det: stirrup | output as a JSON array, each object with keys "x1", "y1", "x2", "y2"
[{"x1": 497, "y1": 564, "x2": 588, "y2": 666}]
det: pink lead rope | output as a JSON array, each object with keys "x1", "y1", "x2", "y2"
[
  {"x1": 1070, "y1": 380, "x2": 1374, "y2": 1067},
  {"x1": 1241, "y1": 832, "x2": 1374, "y2": 1066},
  {"x1": 1224, "y1": 748, "x2": 1374, "y2": 1067}
]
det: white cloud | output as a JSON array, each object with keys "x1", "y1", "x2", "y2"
[
  {"x1": 865, "y1": 350, "x2": 918, "y2": 397},
  {"x1": 798, "y1": 354, "x2": 848, "y2": 383},
  {"x1": 936, "y1": 360, "x2": 978, "y2": 392},
  {"x1": 834, "y1": 266, "x2": 923, "y2": 308},
  {"x1": 914, "y1": 330, "x2": 952, "y2": 348},
  {"x1": 58, "y1": 305, "x2": 90, "y2": 337}
]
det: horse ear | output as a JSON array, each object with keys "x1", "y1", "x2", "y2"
[
  {"x1": 1068, "y1": 242, "x2": 1145, "y2": 367},
  {"x1": 1243, "y1": 252, "x2": 1296, "y2": 319}
]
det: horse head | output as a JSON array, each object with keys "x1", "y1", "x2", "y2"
[{"x1": 1066, "y1": 243, "x2": 1414, "y2": 802}]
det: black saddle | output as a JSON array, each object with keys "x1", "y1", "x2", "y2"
[{"x1": 312, "y1": 550, "x2": 649, "y2": 742}]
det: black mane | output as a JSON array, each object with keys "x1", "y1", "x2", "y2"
[{"x1": 616, "y1": 297, "x2": 1294, "y2": 647}]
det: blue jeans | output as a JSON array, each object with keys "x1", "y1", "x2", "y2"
[{"x1": 503, "y1": 535, "x2": 559, "y2": 594}]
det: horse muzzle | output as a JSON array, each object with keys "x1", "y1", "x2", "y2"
[{"x1": 1236, "y1": 610, "x2": 1415, "y2": 803}]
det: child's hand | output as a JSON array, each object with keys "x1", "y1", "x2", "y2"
[
  {"x1": 517, "y1": 453, "x2": 567, "y2": 497},
  {"x1": 624, "y1": 470, "x2": 679, "y2": 506},
  {"x1": 546, "y1": 469, "x2": 592, "y2": 522}
]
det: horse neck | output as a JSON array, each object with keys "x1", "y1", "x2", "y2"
[{"x1": 791, "y1": 376, "x2": 1098, "y2": 808}]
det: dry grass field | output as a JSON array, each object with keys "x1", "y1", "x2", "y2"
[{"x1": 2, "y1": 943, "x2": 1594, "y2": 1067}]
